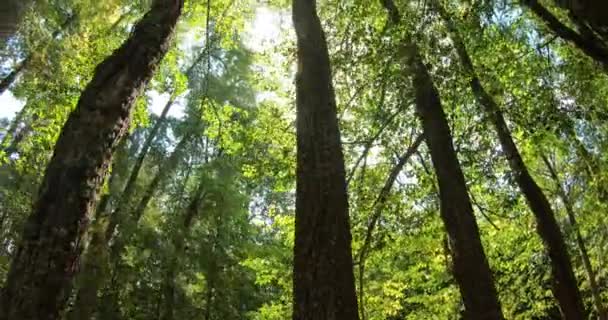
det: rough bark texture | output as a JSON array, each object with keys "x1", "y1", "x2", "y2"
[
  {"x1": 380, "y1": 1, "x2": 504, "y2": 318},
  {"x1": 292, "y1": 0, "x2": 360, "y2": 319},
  {"x1": 522, "y1": 0, "x2": 608, "y2": 69},
  {"x1": 543, "y1": 156, "x2": 606, "y2": 320},
  {"x1": 0, "y1": 1, "x2": 183, "y2": 319},
  {"x1": 407, "y1": 43, "x2": 504, "y2": 320},
  {"x1": 435, "y1": 6, "x2": 586, "y2": 318}
]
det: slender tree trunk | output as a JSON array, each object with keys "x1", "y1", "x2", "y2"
[
  {"x1": 380, "y1": 1, "x2": 504, "y2": 318},
  {"x1": 543, "y1": 155, "x2": 607, "y2": 320},
  {"x1": 292, "y1": 1, "x2": 359, "y2": 319},
  {"x1": 521, "y1": 0, "x2": 608, "y2": 69},
  {"x1": 161, "y1": 175, "x2": 206, "y2": 320},
  {"x1": 105, "y1": 94, "x2": 176, "y2": 240},
  {"x1": 134, "y1": 136, "x2": 189, "y2": 222},
  {"x1": 434, "y1": 5, "x2": 586, "y2": 318},
  {"x1": 357, "y1": 134, "x2": 424, "y2": 320},
  {"x1": 0, "y1": 1, "x2": 183, "y2": 319},
  {"x1": 0, "y1": 14, "x2": 77, "y2": 95}
]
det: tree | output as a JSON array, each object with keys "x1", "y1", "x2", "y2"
[
  {"x1": 291, "y1": 0, "x2": 360, "y2": 319},
  {"x1": 0, "y1": 0, "x2": 31, "y2": 46},
  {"x1": 380, "y1": 1, "x2": 504, "y2": 318},
  {"x1": 434, "y1": 3, "x2": 586, "y2": 318},
  {"x1": 0, "y1": 0, "x2": 183, "y2": 319}
]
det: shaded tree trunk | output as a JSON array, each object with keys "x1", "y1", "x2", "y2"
[
  {"x1": 435, "y1": 5, "x2": 586, "y2": 318},
  {"x1": 408, "y1": 44, "x2": 504, "y2": 320},
  {"x1": 380, "y1": 1, "x2": 504, "y2": 318},
  {"x1": 0, "y1": 1, "x2": 183, "y2": 319},
  {"x1": 552, "y1": 0, "x2": 608, "y2": 41},
  {"x1": 0, "y1": 14, "x2": 77, "y2": 95},
  {"x1": 521, "y1": 0, "x2": 608, "y2": 69},
  {"x1": 161, "y1": 174, "x2": 206, "y2": 320},
  {"x1": 291, "y1": 0, "x2": 360, "y2": 319},
  {"x1": 0, "y1": 0, "x2": 30, "y2": 46},
  {"x1": 105, "y1": 94, "x2": 176, "y2": 240},
  {"x1": 134, "y1": 136, "x2": 189, "y2": 222},
  {"x1": 543, "y1": 155, "x2": 607, "y2": 320}
]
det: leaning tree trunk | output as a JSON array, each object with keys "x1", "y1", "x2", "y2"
[
  {"x1": 380, "y1": 1, "x2": 504, "y2": 318},
  {"x1": 292, "y1": 0, "x2": 360, "y2": 319},
  {"x1": 0, "y1": 1, "x2": 183, "y2": 319},
  {"x1": 407, "y1": 44, "x2": 504, "y2": 320},
  {"x1": 543, "y1": 155, "x2": 607, "y2": 320},
  {"x1": 521, "y1": 0, "x2": 608, "y2": 69},
  {"x1": 552, "y1": 0, "x2": 608, "y2": 41},
  {"x1": 434, "y1": 5, "x2": 586, "y2": 318}
]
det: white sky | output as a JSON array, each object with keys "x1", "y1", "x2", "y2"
[{"x1": 1, "y1": 6, "x2": 286, "y2": 121}]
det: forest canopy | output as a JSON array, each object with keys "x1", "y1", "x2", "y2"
[{"x1": 0, "y1": 0, "x2": 607, "y2": 319}]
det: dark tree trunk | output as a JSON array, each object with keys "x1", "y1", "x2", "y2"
[
  {"x1": 105, "y1": 94, "x2": 176, "y2": 240},
  {"x1": 0, "y1": 14, "x2": 77, "y2": 95},
  {"x1": 292, "y1": 0, "x2": 359, "y2": 319},
  {"x1": 408, "y1": 43, "x2": 504, "y2": 320},
  {"x1": 0, "y1": 1, "x2": 183, "y2": 319},
  {"x1": 380, "y1": 1, "x2": 504, "y2": 318},
  {"x1": 521, "y1": 0, "x2": 608, "y2": 69},
  {"x1": 134, "y1": 136, "x2": 189, "y2": 222},
  {"x1": 552, "y1": 0, "x2": 608, "y2": 41},
  {"x1": 0, "y1": 0, "x2": 30, "y2": 46},
  {"x1": 435, "y1": 6, "x2": 586, "y2": 318},
  {"x1": 161, "y1": 175, "x2": 206, "y2": 320},
  {"x1": 543, "y1": 155, "x2": 606, "y2": 320}
]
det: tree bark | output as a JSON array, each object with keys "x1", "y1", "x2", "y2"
[
  {"x1": 292, "y1": 1, "x2": 360, "y2": 319},
  {"x1": 521, "y1": 0, "x2": 608, "y2": 69},
  {"x1": 552, "y1": 0, "x2": 608, "y2": 41},
  {"x1": 434, "y1": 5, "x2": 586, "y2": 318},
  {"x1": 0, "y1": 1, "x2": 183, "y2": 319},
  {"x1": 0, "y1": 0, "x2": 30, "y2": 47},
  {"x1": 380, "y1": 1, "x2": 504, "y2": 318},
  {"x1": 409, "y1": 44, "x2": 505, "y2": 320},
  {"x1": 543, "y1": 155, "x2": 607, "y2": 320}
]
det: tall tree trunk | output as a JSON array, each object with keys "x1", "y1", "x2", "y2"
[
  {"x1": 0, "y1": 1, "x2": 183, "y2": 319},
  {"x1": 434, "y1": 5, "x2": 586, "y2": 318},
  {"x1": 0, "y1": 0, "x2": 30, "y2": 46},
  {"x1": 105, "y1": 94, "x2": 176, "y2": 240},
  {"x1": 161, "y1": 174, "x2": 206, "y2": 320},
  {"x1": 543, "y1": 155, "x2": 607, "y2": 320},
  {"x1": 0, "y1": 14, "x2": 77, "y2": 95},
  {"x1": 409, "y1": 44, "x2": 504, "y2": 320},
  {"x1": 380, "y1": 1, "x2": 504, "y2": 318},
  {"x1": 552, "y1": 0, "x2": 608, "y2": 41},
  {"x1": 521, "y1": 0, "x2": 608, "y2": 69},
  {"x1": 291, "y1": 0, "x2": 360, "y2": 319},
  {"x1": 357, "y1": 133, "x2": 424, "y2": 320},
  {"x1": 133, "y1": 136, "x2": 189, "y2": 222}
]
